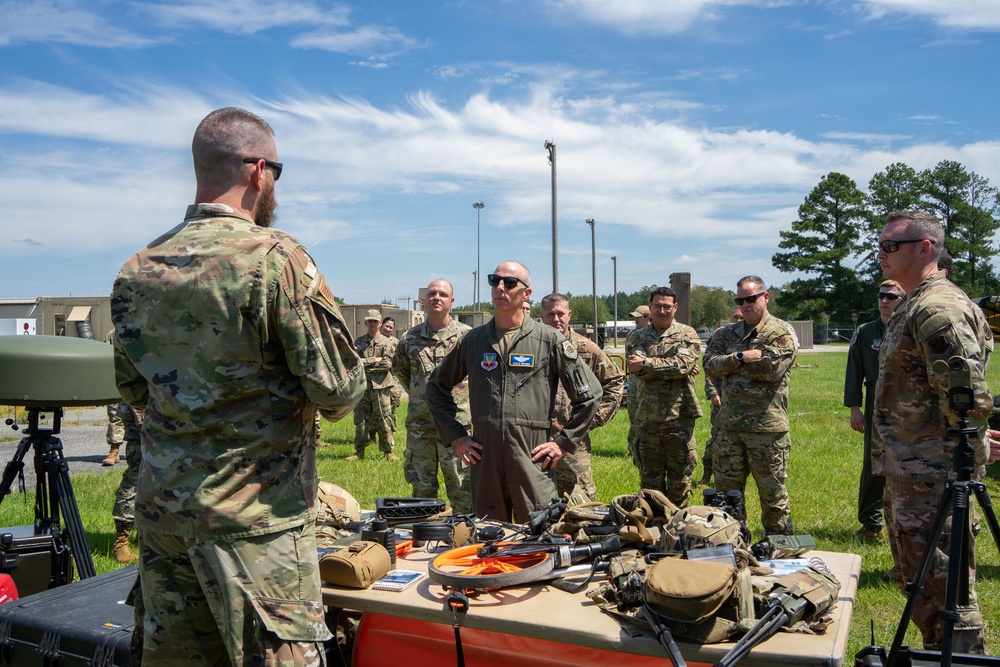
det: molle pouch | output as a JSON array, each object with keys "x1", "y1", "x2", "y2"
[
  {"x1": 320, "y1": 541, "x2": 391, "y2": 589},
  {"x1": 644, "y1": 558, "x2": 738, "y2": 624}
]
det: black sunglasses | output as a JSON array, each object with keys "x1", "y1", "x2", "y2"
[
  {"x1": 878, "y1": 292, "x2": 902, "y2": 301},
  {"x1": 879, "y1": 238, "x2": 932, "y2": 254},
  {"x1": 487, "y1": 274, "x2": 529, "y2": 289},
  {"x1": 734, "y1": 291, "x2": 766, "y2": 306},
  {"x1": 243, "y1": 157, "x2": 283, "y2": 181}
]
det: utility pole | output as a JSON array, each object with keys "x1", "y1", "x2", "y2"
[
  {"x1": 545, "y1": 140, "x2": 558, "y2": 293},
  {"x1": 611, "y1": 254, "x2": 618, "y2": 348},
  {"x1": 586, "y1": 218, "x2": 597, "y2": 345},
  {"x1": 473, "y1": 202, "x2": 484, "y2": 309}
]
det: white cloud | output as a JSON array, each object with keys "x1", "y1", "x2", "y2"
[
  {"x1": 861, "y1": 0, "x2": 1000, "y2": 30},
  {"x1": 0, "y1": 0, "x2": 153, "y2": 47},
  {"x1": 139, "y1": 0, "x2": 349, "y2": 35},
  {"x1": 546, "y1": 0, "x2": 788, "y2": 35}
]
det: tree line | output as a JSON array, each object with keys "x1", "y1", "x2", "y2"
[{"x1": 772, "y1": 160, "x2": 1000, "y2": 323}]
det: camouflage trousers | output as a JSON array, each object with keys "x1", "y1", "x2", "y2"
[
  {"x1": 136, "y1": 523, "x2": 330, "y2": 666},
  {"x1": 713, "y1": 429, "x2": 792, "y2": 535},
  {"x1": 106, "y1": 404, "x2": 124, "y2": 445},
  {"x1": 626, "y1": 393, "x2": 639, "y2": 470},
  {"x1": 632, "y1": 418, "x2": 697, "y2": 508},
  {"x1": 352, "y1": 388, "x2": 395, "y2": 456},
  {"x1": 884, "y1": 477, "x2": 985, "y2": 653},
  {"x1": 112, "y1": 439, "x2": 140, "y2": 526},
  {"x1": 701, "y1": 402, "x2": 721, "y2": 482},
  {"x1": 555, "y1": 435, "x2": 596, "y2": 503},
  {"x1": 403, "y1": 426, "x2": 472, "y2": 515}
]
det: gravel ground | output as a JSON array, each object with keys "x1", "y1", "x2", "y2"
[{"x1": 0, "y1": 407, "x2": 120, "y2": 492}]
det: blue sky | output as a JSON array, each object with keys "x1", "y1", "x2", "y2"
[{"x1": 2, "y1": 0, "x2": 999, "y2": 308}]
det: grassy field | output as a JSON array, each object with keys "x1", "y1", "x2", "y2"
[{"x1": 2, "y1": 350, "x2": 998, "y2": 658}]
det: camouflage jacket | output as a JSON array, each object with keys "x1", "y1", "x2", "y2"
[
  {"x1": 873, "y1": 271, "x2": 994, "y2": 482},
  {"x1": 111, "y1": 203, "x2": 365, "y2": 538},
  {"x1": 355, "y1": 331, "x2": 398, "y2": 390},
  {"x1": 703, "y1": 312, "x2": 798, "y2": 432},
  {"x1": 550, "y1": 329, "x2": 624, "y2": 436},
  {"x1": 626, "y1": 321, "x2": 703, "y2": 423},
  {"x1": 393, "y1": 317, "x2": 472, "y2": 432}
]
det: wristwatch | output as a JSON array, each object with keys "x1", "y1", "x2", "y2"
[{"x1": 736, "y1": 351, "x2": 744, "y2": 362}]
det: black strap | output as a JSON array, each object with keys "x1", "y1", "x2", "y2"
[{"x1": 446, "y1": 589, "x2": 470, "y2": 667}]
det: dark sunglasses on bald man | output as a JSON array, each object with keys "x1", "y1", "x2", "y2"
[
  {"x1": 734, "y1": 291, "x2": 766, "y2": 306},
  {"x1": 488, "y1": 274, "x2": 529, "y2": 289},
  {"x1": 243, "y1": 157, "x2": 283, "y2": 181},
  {"x1": 879, "y1": 238, "x2": 934, "y2": 254}
]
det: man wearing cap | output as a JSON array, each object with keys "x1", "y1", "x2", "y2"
[
  {"x1": 350, "y1": 309, "x2": 399, "y2": 461},
  {"x1": 626, "y1": 304, "x2": 651, "y2": 464},
  {"x1": 427, "y1": 260, "x2": 601, "y2": 523},
  {"x1": 844, "y1": 279, "x2": 905, "y2": 541}
]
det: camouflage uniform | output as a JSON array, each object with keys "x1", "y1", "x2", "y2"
[
  {"x1": 113, "y1": 403, "x2": 142, "y2": 527},
  {"x1": 626, "y1": 373, "x2": 642, "y2": 467},
  {"x1": 703, "y1": 312, "x2": 798, "y2": 534},
  {"x1": 428, "y1": 316, "x2": 601, "y2": 523},
  {"x1": 702, "y1": 373, "x2": 723, "y2": 484},
  {"x1": 353, "y1": 331, "x2": 398, "y2": 456},
  {"x1": 626, "y1": 322, "x2": 703, "y2": 506},
  {"x1": 392, "y1": 318, "x2": 473, "y2": 514},
  {"x1": 844, "y1": 317, "x2": 887, "y2": 533},
  {"x1": 112, "y1": 202, "x2": 365, "y2": 666},
  {"x1": 552, "y1": 329, "x2": 624, "y2": 501},
  {"x1": 873, "y1": 270, "x2": 993, "y2": 653},
  {"x1": 104, "y1": 331, "x2": 125, "y2": 447}
]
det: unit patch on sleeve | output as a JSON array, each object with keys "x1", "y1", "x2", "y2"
[{"x1": 561, "y1": 340, "x2": 578, "y2": 360}]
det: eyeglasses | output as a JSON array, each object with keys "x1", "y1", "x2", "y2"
[
  {"x1": 878, "y1": 292, "x2": 902, "y2": 301},
  {"x1": 487, "y1": 274, "x2": 529, "y2": 290},
  {"x1": 243, "y1": 157, "x2": 283, "y2": 181},
  {"x1": 734, "y1": 291, "x2": 766, "y2": 306},
  {"x1": 879, "y1": 238, "x2": 933, "y2": 254}
]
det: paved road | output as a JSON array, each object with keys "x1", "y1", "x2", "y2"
[{"x1": 0, "y1": 408, "x2": 119, "y2": 492}]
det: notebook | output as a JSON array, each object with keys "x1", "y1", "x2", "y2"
[{"x1": 371, "y1": 569, "x2": 424, "y2": 592}]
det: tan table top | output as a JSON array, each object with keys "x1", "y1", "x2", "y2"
[{"x1": 323, "y1": 547, "x2": 861, "y2": 666}]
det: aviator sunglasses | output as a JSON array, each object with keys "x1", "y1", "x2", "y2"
[
  {"x1": 487, "y1": 274, "x2": 529, "y2": 289},
  {"x1": 734, "y1": 291, "x2": 766, "y2": 306}
]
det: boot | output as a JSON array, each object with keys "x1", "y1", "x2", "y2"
[
  {"x1": 102, "y1": 445, "x2": 121, "y2": 467},
  {"x1": 112, "y1": 523, "x2": 138, "y2": 564}
]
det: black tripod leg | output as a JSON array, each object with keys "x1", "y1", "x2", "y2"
[
  {"x1": 0, "y1": 436, "x2": 31, "y2": 501},
  {"x1": 40, "y1": 437, "x2": 95, "y2": 580},
  {"x1": 887, "y1": 483, "x2": 953, "y2": 667},
  {"x1": 939, "y1": 481, "x2": 972, "y2": 667},
  {"x1": 971, "y1": 481, "x2": 1000, "y2": 552}
]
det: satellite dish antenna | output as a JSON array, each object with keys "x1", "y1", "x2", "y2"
[{"x1": 0, "y1": 335, "x2": 122, "y2": 585}]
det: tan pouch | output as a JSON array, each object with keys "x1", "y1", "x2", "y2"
[
  {"x1": 320, "y1": 541, "x2": 391, "y2": 588},
  {"x1": 644, "y1": 558, "x2": 738, "y2": 624}
]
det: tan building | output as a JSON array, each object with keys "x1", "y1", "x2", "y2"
[{"x1": 0, "y1": 297, "x2": 111, "y2": 339}]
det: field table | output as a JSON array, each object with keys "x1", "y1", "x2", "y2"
[{"x1": 322, "y1": 547, "x2": 861, "y2": 667}]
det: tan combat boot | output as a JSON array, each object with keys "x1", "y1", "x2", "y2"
[
  {"x1": 112, "y1": 523, "x2": 138, "y2": 564},
  {"x1": 102, "y1": 445, "x2": 121, "y2": 467}
]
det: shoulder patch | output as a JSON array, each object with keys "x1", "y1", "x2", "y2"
[{"x1": 561, "y1": 339, "x2": 578, "y2": 360}]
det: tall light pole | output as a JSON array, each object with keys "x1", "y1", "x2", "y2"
[
  {"x1": 586, "y1": 218, "x2": 597, "y2": 345},
  {"x1": 472, "y1": 271, "x2": 477, "y2": 309},
  {"x1": 545, "y1": 140, "x2": 558, "y2": 293},
  {"x1": 611, "y1": 254, "x2": 618, "y2": 348},
  {"x1": 473, "y1": 202, "x2": 484, "y2": 309}
]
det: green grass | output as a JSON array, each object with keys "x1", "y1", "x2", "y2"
[{"x1": 3, "y1": 351, "x2": 998, "y2": 658}]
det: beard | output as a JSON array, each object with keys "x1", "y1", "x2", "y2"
[{"x1": 254, "y1": 181, "x2": 278, "y2": 228}]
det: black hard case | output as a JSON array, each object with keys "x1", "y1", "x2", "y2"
[
  {"x1": 0, "y1": 525, "x2": 71, "y2": 597},
  {"x1": 0, "y1": 566, "x2": 136, "y2": 666}
]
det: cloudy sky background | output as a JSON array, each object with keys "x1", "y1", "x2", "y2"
[{"x1": 2, "y1": 0, "x2": 999, "y2": 308}]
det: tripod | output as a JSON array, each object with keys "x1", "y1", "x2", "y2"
[
  {"x1": 884, "y1": 408, "x2": 1000, "y2": 667},
  {"x1": 0, "y1": 407, "x2": 96, "y2": 584}
]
